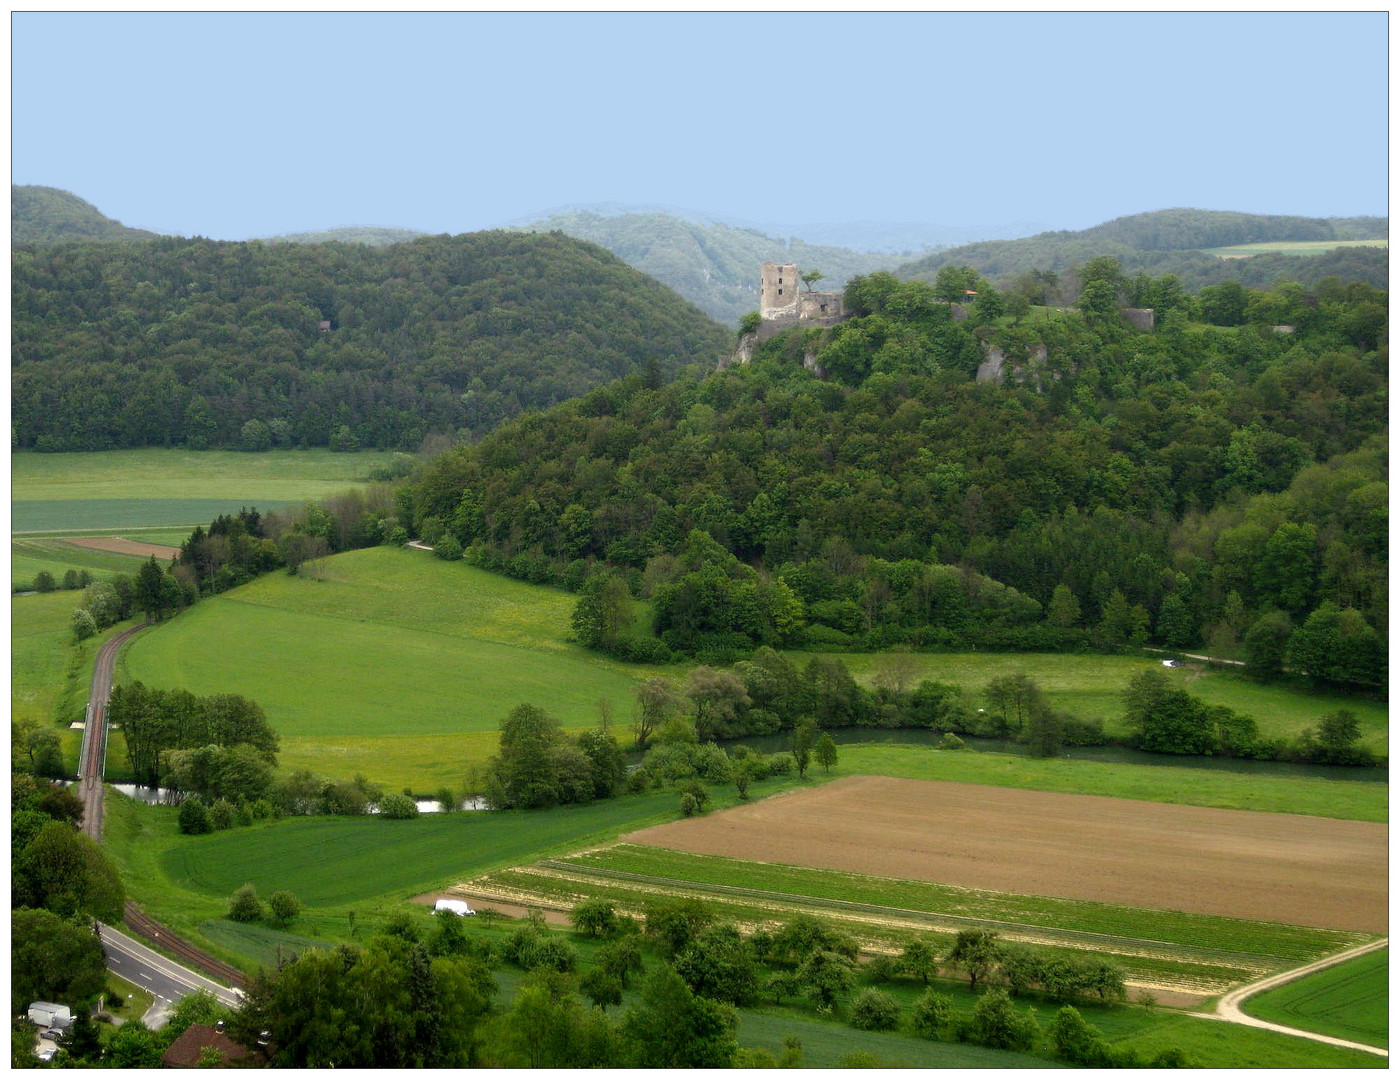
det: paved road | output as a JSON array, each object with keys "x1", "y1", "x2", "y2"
[
  {"x1": 99, "y1": 923, "x2": 244, "y2": 1028},
  {"x1": 1192, "y1": 938, "x2": 1388, "y2": 1057}
]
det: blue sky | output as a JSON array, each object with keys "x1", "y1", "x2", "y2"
[{"x1": 10, "y1": 11, "x2": 1389, "y2": 240}]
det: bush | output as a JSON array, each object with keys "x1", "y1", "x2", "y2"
[
  {"x1": 678, "y1": 780, "x2": 709, "y2": 817},
  {"x1": 267, "y1": 890, "x2": 302, "y2": 928},
  {"x1": 71, "y1": 607, "x2": 97, "y2": 642},
  {"x1": 963, "y1": 988, "x2": 1038, "y2": 1051},
  {"x1": 849, "y1": 988, "x2": 900, "y2": 1031},
  {"x1": 377, "y1": 792, "x2": 420, "y2": 819},
  {"x1": 938, "y1": 732, "x2": 965, "y2": 750},
  {"x1": 910, "y1": 989, "x2": 953, "y2": 1038},
  {"x1": 207, "y1": 798, "x2": 238, "y2": 830},
  {"x1": 227, "y1": 884, "x2": 264, "y2": 923},
  {"x1": 177, "y1": 798, "x2": 211, "y2": 835}
]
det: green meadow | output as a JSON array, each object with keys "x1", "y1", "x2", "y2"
[
  {"x1": 117, "y1": 547, "x2": 656, "y2": 788},
  {"x1": 1203, "y1": 239, "x2": 1388, "y2": 258},
  {"x1": 112, "y1": 544, "x2": 1388, "y2": 793},
  {"x1": 829, "y1": 650, "x2": 1388, "y2": 753},
  {"x1": 12, "y1": 447, "x2": 408, "y2": 505},
  {"x1": 1242, "y1": 947, "x2": 1388, "y2": 1049}
]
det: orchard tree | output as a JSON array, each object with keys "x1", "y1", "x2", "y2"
[
  {"x1": 814, "y1": 732, "x2": 838, "y2": 774},
  {"x1": 945, "y1": 928, "x2": 1001, "y2": 991}
]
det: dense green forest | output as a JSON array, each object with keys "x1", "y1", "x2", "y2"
[
  {"x1": 406, "y1": 264, "x2": 1387, "y2": 683},
  {"x1": 11, "y1": 231, "x2": 732, "y2": 451},
  {"x1": 11, "y1": 185, "x2": 161, "y2": 245},
  {"x1": 897, "y1": 210, "x2": 1389, "y2": 293},
  {"x1": 510, "y1": 211, "x2": 900, "y2": 324}
]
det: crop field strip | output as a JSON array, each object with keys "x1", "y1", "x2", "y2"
[{"x1": 462, "y1": 844, "x2": 1364, "y2": 995}]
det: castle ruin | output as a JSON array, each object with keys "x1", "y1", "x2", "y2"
[{"x1": 756, "y1": 261, "x2": 846, "y2": 341}]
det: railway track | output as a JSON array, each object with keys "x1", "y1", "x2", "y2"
[
  {"x1": 122, "y1": 902, "x2": 249, "y2": 990},
  {"x1": 74, "y1": 620, "x2": 251, "y2": 990},
  {"x1": 77, "y1": 622, "x2": 147, "y2": 843}
]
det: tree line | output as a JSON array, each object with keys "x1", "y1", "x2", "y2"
[{"x1": 155, "y1": 892, "x2": 1190, "y2": 1068}]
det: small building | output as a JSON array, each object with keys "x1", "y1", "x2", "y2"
[
  {"x1": 161, "y1": 1023, "x2": 264, "y2": 1069},
  {"x1": 27, "y1": 1003, "x2": 73, "y2": 1032}
]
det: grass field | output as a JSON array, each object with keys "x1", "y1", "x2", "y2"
[
  {"x1": 117, "y1": 547, "x2": 650, "y2": 788},
  {"x1": 12, "y1": 448, "x2": 410, "y2": 504},
  {"x1": 829, "y1": 650, "x2": 1388, "y2": 754},
  {"x1": 1203, "y1": 239, "x2": 1388, "y2": 258},
  {"x1": 1242, "y1": 947, "x2": 1388, "y2": 1049},
  {"x1": 12, "y1": 447, "x2": 408, "y2": 536}
]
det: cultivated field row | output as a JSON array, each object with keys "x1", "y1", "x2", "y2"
[{"x1": 459, "y1": 850, "x2": 1366, "y2": 997}]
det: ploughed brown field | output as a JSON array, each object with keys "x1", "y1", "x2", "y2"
[
  {"x1": 624, "y1": 776, "x2": 1388, "y2": 933},
  {"x1": 67, "y1": 536, "x2": 181, "y2": 559}
]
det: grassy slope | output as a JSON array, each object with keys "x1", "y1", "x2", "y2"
[
  {"x1": 1241, "y1": 947, "x2": 1388, "y2": 1048},
  {"x1": 118, "y1": 548, "x2": 650, "y2": 788}
]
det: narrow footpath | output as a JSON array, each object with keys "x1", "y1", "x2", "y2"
[{"x1": 1192, "y1": 938, "x2": 1388, "y2": 1057}]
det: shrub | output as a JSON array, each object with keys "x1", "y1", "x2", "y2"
[
  {"x1": 849, "y1": 988, "x2": 900, "y2": 1031},
  {"x1": 178, "y1": 798, "x2": 211, "y2": 835},
  {"x1": 678, "y1": 780, "x2": 709, "y2": 817},
  {"x1": 227, "y1": 884, "x2": 264, "y2": 923},
  {"x1": 964, "y1": 988, "x2": 1038, "y2": 1051},
  {"x1": 939, "y1": 732, "x2": 965, "y2": 750},
  {"x1": 207, "y1": 798, "x2": 238, "y2": 830},
  {"x1": 267, "y1": 890, "x2": 302, "y2": 928},
  {"x1": 911, "y1": 989, "x2": 953, "y2": 1038},
  {"x1": 377, "y1": 792, "x2": 420, "y2": 819},
  {"x1": 71, "y1": 607, "x2": 97, "y2": 642}
]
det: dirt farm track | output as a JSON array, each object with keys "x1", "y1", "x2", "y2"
[{"x1": 624, "y1": 776, "x2": 1388, "y2": 933}]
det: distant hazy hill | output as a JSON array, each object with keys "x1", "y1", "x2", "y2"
[
  {"x1": 509, "y1": 210, "x2": 907, "y2": 324},
  {"x1": 12, "y1": 185, "x2": 161, "y2": 244},
  {"x1": 261, "y1": 225, "x2": 427, "y2": 246},
  {"x1": 897, "y1": 209, "x2": 1389, "y2": 291}
]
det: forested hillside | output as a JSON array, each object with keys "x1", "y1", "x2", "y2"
[
  {"x1": 406, "y1": 266, "x2": 1387, "y2": 683},
  {"x1": 12, "y1": 185, "x2": 160, "y2": 244},
  {"x1": 511, "y1": 210, "x2": 899, "y2": 324},
  {"x1": 11, "y1": 231, "x2": 732, "y2": 451},
  {"x1": 898, "y1": 209, "x2": 1389, "y2": 293}
]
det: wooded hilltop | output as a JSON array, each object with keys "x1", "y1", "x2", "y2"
[{"x1": 404, "y1": 263, "x2": 1386, "y2": 683}]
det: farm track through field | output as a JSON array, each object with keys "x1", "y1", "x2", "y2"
[
  {"x1": 534, "y1": 860, "x2": 1299, "y2": 972},
  {"x1": 1195, "y1": 938, "x2": 1390, "y2": 1057}
]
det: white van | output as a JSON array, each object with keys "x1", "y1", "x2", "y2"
[{"x1": 433, "y1": 898, "x2": 475, "y2": 917}]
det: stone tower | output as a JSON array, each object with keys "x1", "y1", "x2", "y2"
[{"x1": 759, "y1": 262, "x2": 801, "y2": 321}]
